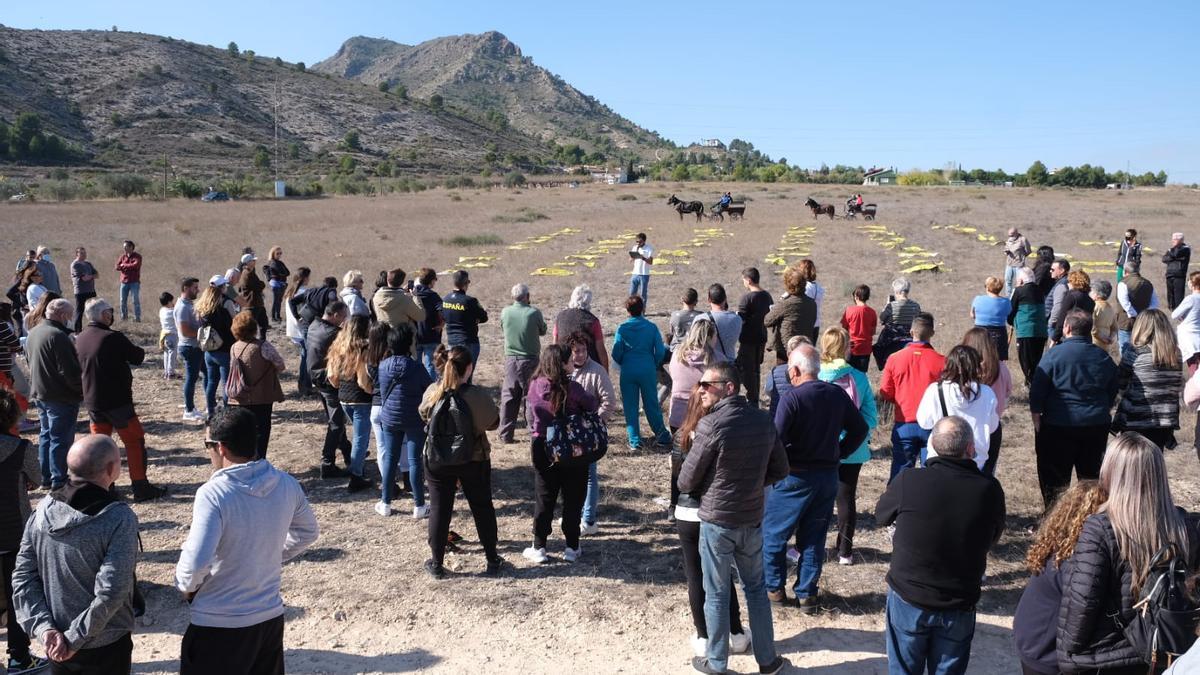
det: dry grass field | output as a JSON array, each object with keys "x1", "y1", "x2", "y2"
[{"x1": 1, "y1": 183, "x2": 1198, "y2": 673}]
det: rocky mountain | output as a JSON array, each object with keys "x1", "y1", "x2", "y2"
[
  {"x1": 0, "y1": 26, "x2": 548, "y2": 175},
  {"x1": 314, "y1": 32, "x2": 668, "y2": 160}
]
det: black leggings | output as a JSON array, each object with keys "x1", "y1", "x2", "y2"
[
  {"x1": 835, "y1": 463, "x2": 862, "y2": 558},
  {"x1": 983, "y1": 423, "x2": 1002, "y2": 476},
  {"x1": 270, "y1": 286, "x2": 285, "y2": 322},
  {"x1": 1, "y1": 551, "x2": 30, "y2": 662},
  {"x1": 1016, "y1": 338, "x2": 1047, "y2": 385},
  {"x1": 531, "y1": 440, "x2": 589, "y2": 549},
  {"x1": 676, "y1": 519, "x2": 743, "y2": 638},
  {"x1": 426, "y1": 459, "x2": 499, "y2": 566}
]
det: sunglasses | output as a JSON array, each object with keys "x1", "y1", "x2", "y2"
[
  {"x1": 204, "y1": 439, "x2": 219, "y2": 450},
  {"x1": 698, "y1": 380, "x2": 729, "y2": 390}
]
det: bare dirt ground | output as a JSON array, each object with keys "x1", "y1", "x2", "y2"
[{"x1": 1, "y1": 183, "x2": 1198, "y2": 673}]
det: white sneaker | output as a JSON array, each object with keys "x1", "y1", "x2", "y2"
[
  {"x1": 412, "y1": 504, "x2": 430, "y2": 519},
  {"x1": 580, "y1": 521, "x2": 599, "y2": 536},
  {"x1": 838, "y1": 555, "x2": 854, "y2": 566},
  {"x1": 691, "y1": 635, "x2": 708, "y2": 658},
  {"x1": 563, "y1": 546, "x2": 581, "y2": 563},
  {"x1": 730, "y1": 626, "x2": 752, "y2": 654},
  {"x1": 182, "y1": 410, "x2": 205, "y2": 423},
  {"x1": 522, "y1": 546, "x2": 549, "y2": 564},
  {"x1": 374, "y1": 502, "x2": 391, "y2": 517}
]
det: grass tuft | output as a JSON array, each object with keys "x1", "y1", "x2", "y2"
[
  {"x1": 438, "y1": 234, "x2": 503, "y2": 247},
  {"x1": 492, "y1": 208, "x2": 549, "y2": 223}
]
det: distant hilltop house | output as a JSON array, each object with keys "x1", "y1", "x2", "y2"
[
  {"x1": 700, "y1": 139, "x2": 725, "y2": 149},
  {"x1": 589, "y1": 166, "x2": 629, "y2": 185},
  {"x1": 863, "y1": 167, "x2": 897, "y2": 186}
]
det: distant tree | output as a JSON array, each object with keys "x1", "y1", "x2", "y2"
[
  {"x1": 671, "y1": 164, "x2": 690, "y2": 181},
  {"x1": 503, "y1": 172, "x2": 526, "y2": 188},
  {"x1": 101, "y1": 173, "x2": 151, "y2": 199},
  {"x1": 294, "y1": 61, "x2": 306, "y2": 73},
  {"x1": 342, "y1": 129, "x2": 361, "y2": 151},
  {"x1": 227, "y1": 42, "x2": 239, "y2": 57},
  {"x1": 170, "y1": 178, "x2": 204, "y2": 199},
  {"x1": 1156, "y1": 170, "x2": 1168, "y2": 186},
  {"x1": 429, "y1": 94, "x2": 444, "y2": 110},
  {"x1": 339, "y1": 155, "x2": 357, "y2": 173},
  {"x1": 1026, "y1": 160, "x2": 1049, "y2": 186},
  {"x1": 111, "y1": 25, "x2": 118, "y2": 32},
  {"x1": 274, "y1": 56, "x2": 283, "y2": 66},
  {"x1": 376, "y1": 160, "x2": 393, "y2": 177},
  {"x1": 244, "y1": 50, "x2": 256, "y2": 63},
  {"x1": 109, "y1": 112, "x2": 124, "y2": 128},
  {"x1": 287, "y1": 142, "x2": 301, "y2": 160},
  {"x1": 378, "y1": 81, "x2": 389, "y2": 93},
  {"x1": 394, "y1": 84, "x2": 407, "y2": 100},
  {"x1": 151, "y1": 63, "x2": 163, "y2": 76},
  {"x1": 253, "y1": 145, "x2": 271, "y2": 170},
  {"x1": 208, "y1": 81, "x2": 218, "y2": 96}
]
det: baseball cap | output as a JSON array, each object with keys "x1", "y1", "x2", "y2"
[
  {"x1": 209, "y1": 274, "x2": 227, "y2": 287},
  {"x1": 240, "y1": 253, "x2": 257, "y2": 265}
]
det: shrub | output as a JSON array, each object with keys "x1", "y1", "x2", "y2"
[
  {"x1": 439, "y1": 234, "x2": 503, "y2": 247},
  {"x1": 227, "y1": 42, "x2": 239, "y2": 56},
  {"x1": 378, "y1": 81, "x2": 389, "y2": 93},
  {"x1": 274, "y1": 56, "x2": 283, "y2": 67},
  {"x1": 170, "y1": 178, "x2": 204, "y2": 199},
  {"x1": 287, "y1": 142, "x2": 301, "y2": 160},
  {"x1": 294, "y1": 61, "x2": 306, "y2": 73},
  {"x1": 253, "y1": 145, "x2": 271, "y2": 170},
  {"x1": 342, "y1": 129, "x2": 361, "y2": 151},
  {"x1": 394, "y1": 84, "x2": 407, "y2": 100},
  {"x1": 502, "y1": 172, "x2": 526, "y2": 188},
  {"x1": 338, "y1": 155, "x2": 357, "y2": 173},
  {"x1": 492, "y1": 208, "x2": 548, "y2": 223},
  {"x1": 429, "y1": 94, "x2": 443, "y2": 110},
  {"x1": 101, "y1": 173, "x2": 151, "y2": 199},
  {"x1": 41, "y1": 180, "x2": 79, "y2": 202},
  {"x1": 617, "y1": 194, "x2": 637, "y2": 201}
]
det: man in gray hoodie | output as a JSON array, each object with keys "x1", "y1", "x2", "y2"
[
  {"x1": 176, "y1": 407, "x2": 319, "y2": 674},
  {"x1": 13, "y1": 434, "x2": 139, "y2": 673}
]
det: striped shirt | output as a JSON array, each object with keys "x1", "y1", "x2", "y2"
[
  {"x1": 880, "y1": 298, "x2": 921, "y2": 327},
  {"x1": 0, "y1": 321, "x2": 18, "y2": 373},
  {"x1": 1114, "y1": 346, "x2": 1182, "y2": 431}
]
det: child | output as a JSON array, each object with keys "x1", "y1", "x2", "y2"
[
  {"x1": 159, "y1": 291, "x2": 178, "y2": 379},
  {"x1": 840, "y1": 284, "x2": 878, "y2": 373}
]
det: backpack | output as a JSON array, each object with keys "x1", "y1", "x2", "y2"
[
  {"x1": 544, "y1": 408, "x2": 608, "y2": 468},
  {"x1": 422, "y1": 390, "x2": 476, "y2": 470},
  {"x1": 1113, "y1": 543, "x2": 1200, "y2": 670},
  {"x1": 300, "y1": 286, "x2": 335, "y2": 323}
]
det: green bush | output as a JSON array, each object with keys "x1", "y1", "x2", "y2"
[
  {"x1": 502, "y1": 172, "x2": 526, "y2": 188},
  {"x1": 227, "y1": 42, "x2": 239, "y2": 56},
  {"x1": 41, "y1": 180, "x2": 79, "y2": 202},
  {"x1": 170, "y1": 178, "x2": 204, "y2": 199},
  {"x1": 492, "y1": 208, "x2": 547, "y2": 223},
  {"x1": 439, "y1": 234, "x2": 503, "y2": 247},
  {"x1": 101, "y1": 173, "x2": 151, "y2": 198}
]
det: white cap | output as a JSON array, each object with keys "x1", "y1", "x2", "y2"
[
  {"x1": 209, "y1": 274, "x2": 227, "y2": 287},
  {"x1": 240, "y1": 253, "x2": 257, "y2": 264}
]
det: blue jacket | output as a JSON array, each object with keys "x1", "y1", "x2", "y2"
[
  {"x1": 611, "y1": 316, "x2": 665, "y2": 374},
  {"x1": 377, "y1": 355, "x2": 433, "y2": 429},
  {"x1": 1029, "y1": 336, "x2": 1119, "y2": 427}
]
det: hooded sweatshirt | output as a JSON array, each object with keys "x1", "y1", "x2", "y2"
[
  {"x1": 818, "y1": 360, "x2": 878, "y2": 464},
  {"x1": 372, "y1": 287, "x2": 426, "y2": 328},
  {"x1": 13, "y1": 482, "x2": 138, "y2": 650},
  {"x1": 175, "y1": 459, "x2": 319, "y2": 628},
  {"x1": 611, "y1": 316, "x2": 666, "y2": 373}
]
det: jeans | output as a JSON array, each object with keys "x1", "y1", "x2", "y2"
[
  {"x1": 629, "y1": 274, "x2": 650, "y2": 306},
  {"x1": 36, "y1": 400, "x2": 78, "y2": 487},
  {"x1": 619, "y1": 366, "x2": 670, "y2": 447},
  {"x1": 885, "y1": 588, "x2": 975, "y2": 675},
  {"x1": 677, "y1": 520, "x2": 743, "y2": 639},
  {"x1": 890, "y1": 422, "x2": 931, "y2": 482},
  {"x1": 736, "y1": 342, "x2": 765, "y2": 407},
  {"x1": 270, "y1": 285, "x2": 285, "y2": 322},
  {"x1": 583, "y1": 461, "x2": 600, "y2": 526},
  {"x1": 317, "y1": 389, "x2": 351, "y2": 466},
  {"x1": 291, "y1": 338, "x2": 311, "y2": 393},
  {"x1": 379, "y1": 424, "x2": 425, "y2": 506},
  {"x1": 1004, "y1": 265, "x2": 1020, "y2": 296},
  {"x1": 1118, "y1": 328, "x2": 1132, "y2": 358},
  {"x1": 699, "y1": 521, "x2": 778, "y2": 671},
  {"x1": 203, "y1": 350, "x2": 231, "y2": 416},
  {"x1": 416, "y1": 343, "x2": 440, "y2": 382},
  {"x1": 370, "y1": 405, "x2": 384, "y2": 467},
  {"x1": 119, "y1": 281, "x2": 141, "y2": 321},
  {"x1": 162, "y1": 333, "x2": 178, "y2": 376},
  {"x1": 341, "y1": 403, "x2": 372, "y2": 478},
  {"x1": 1034, "y1": 422, "x2": 1108, "y2": 508},
  {"x1": 237, "y1": 403, "x2": 273, "y2": 460},
  {"x1": 179, "y1": 344, "x2": 205, "y2": 413},
  {"x1": 762, "y1": 469, "x2": 839, "y2": 598}
]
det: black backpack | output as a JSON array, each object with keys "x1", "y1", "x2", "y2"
[
  {"x1": 1114, "y1": 543, "x2": 1200, "y2": 670},
  {"x1": 300, "y1": 286, "x2": 336, "y2": 323},
  {"x1": 423, "y1": 390, "x2": 476, "y2": 470}
]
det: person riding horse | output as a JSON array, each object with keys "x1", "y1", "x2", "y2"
[{"x1": 713, "y1": 192, "x2": 732, "y2": 214}]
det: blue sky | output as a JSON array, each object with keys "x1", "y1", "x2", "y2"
[{"x1": 5, "y1": 1, "x2": 1198, "y2": 181}]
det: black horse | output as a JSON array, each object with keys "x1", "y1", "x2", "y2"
[
  {"x1": 668, "y1": 195, "x2": 706, "y2": 222},
  {"x1": 804, "y1": 197, "x2": 836, "y2": 220}
]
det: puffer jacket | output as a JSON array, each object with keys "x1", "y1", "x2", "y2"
[
  {"x1": 1057, "y1": 511, "x2": 1200, "y2": 672},
  {"x1": 676, "y1": 395, "x2": 789, "y2": 528},
  {"x1": 818, "y1": 360, "x2": 877, "y2": 464},
  {"x1": 764, "y1": 293, "x2": 816, "y2": 362},
  {"x1": 1113, "y1": 345, "x2": 1182, "y2": 432},
  {"x1": 377, "y1": 355, "x2": 433, "y2": 429}
]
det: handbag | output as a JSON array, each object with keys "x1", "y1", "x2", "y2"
[
  {"x1": 226, "y1": 343, "x2": 271, "y2": 400},
  {"x1": 544, "y1": 408, "x2": 608, "y2": 468},
  {"x1": 198, "y1": 324, "x2": 223, "y2": 352}
]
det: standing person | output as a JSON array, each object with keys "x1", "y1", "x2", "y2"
[
  {"x1": 765, "y1": 335, "x2": 808, "y2": 420},
  {"x1": 736, "y1": 268, "x2": 773, "y2": 406},
  {"x1": 677, "y1": 362, "x2": 789, "y2": 675},
  {"x1": 293, "y1": 275, "x2": 337, "y2": 334},
  {"x1": 283, "y1": 267, "x2": 312, "y2": 396},
  {"x1": 876, "y1": 416, "x2": 1006, "y2": 675},
  {"x1": 628, "y1": 232, "x2": 655, "y2": 306},
  {"x1": 1008, "y1": 267, "x2": 1049, "y2": 384},
  {"x1": 1114, "y1": 227, "x2": 1142, "y2": 283},
  {"x1": 611, "y1": 295, "x2": 672, "y2": 450},
  {"x1": 263, "y1": 246, "x2": 290, "y2": 323},
  {"x1": 1091, "y1": 279, "x2": 1119, "y2": 357},
  {"x1": 0, "y1": 389, "x2": 46, "y2": 674},
  {"x1": 69, "y1": 247, "x2": 98, "y2": 334},
  {"x1": 419, "y1": 346, "x2": 503, "y2": 577},
  {"x1": 878, "y1": 313, "x2": 945, "y2": 480},
  {"x1": 376, "y1": 324, "x2": 432, "y2": 518},
  {"x1": 799, "y1": 260, "x2": 825, "y2": 342},
  {"x1": 1033, "y1": 245, "x2": 1056, "y2": 297},
  {"x1": 221, "y1": 268, "x2": 241, "y2": 307},
  {"x1": 1029, "y1": 310, "x2": 1119, "y2": 508},
  {"x1": 1004, "y1": 227, "x2": 1032, "y2": 295},
  {"x1": 326, "y1": 316, "x2": 375, "y2": 492},
  {"x1": 566, "y1": 332, "x2": 616, "y2": 536},
  {"x1": 667, "y1": 288, "x2": 704, "y2": 352},
  {"x1": 840, "y1": 284, "x2": 877, "y2": 373},
  {"x1": 1057, "y1": 433, "x2": 1198, "y2": 672},
  {"x1": 1175, "y1": 272, "x2": 1200, "y2": 374},
  {"x1": 228, "y1": 311, "x2": 286, "y2": 461},
  {"x1": 1013, "y1": 481, "x2": 1106, "y2": 675},
  {"x1": 339, "y1": 270, "x2": 370, "y2": 318},
  {"x1": 1116, "y1": 260, "x2": 1160, "y2": 357},
  {"x1": 114, "y1": 240, "x2": 142, "y2": 322},
  {"x1": 441, "y1": 270, "x2": 488, "y2": 364},
  {"x1": 703, "y1": 284, "x2": 743, "y2": 365},
  {"x1": 237, "y1": 253, "x2": 269, "y2": 341},
  {"x1": 961, "y1": 327, "x2": 1012, "y2": 476},
  {"x1": 174, "y1": 278, "x2": 206, "y2": 422},
  {"x1": 27, "y1": 298, "x2": 81, "y2": 489},
  {"x1": 1162, "y1": 233, "x2": 1191, "y2": 310},
  {"x1": 874, "y1": 277, "x2": 922, "y2": 370},
  {"x1": 75, "y1": 298, "x2": 167, "y2": 501},
  {"x1": 815, "y1": 328, "x2": 876, "y2": 567},
  {"x1": 26, "y1": 247, "x2": 61, "y2": 296},
  {"x1": 553, "y1": 284, "x2": 609, "y2": 371},
  {"x1": 158, "y1": 292, "x2": 178, "y2": 380},
  {"x1": 1044, "y1": 259, "x2": 1071, "y2": 339},
  {"x1": 412, "y1": 268, "x2": 445, "y2": 381},
  {"x1": 1112, "y1": 309, "x2": 1183, "y2": 450},
  {"x1": 669, "y1": 320, "x2": 717, "y2": 431},
  {"x1": 372, "y1": 268, "x2": 425, "y2": 330},
  {"x1": 307, "y1": 301, "x2": 352, "y2": 478},
  {"x1": 176, "y1": 407, "x2": 319, "y2": 675},
  {"x1": 22, "y1": 267, "x2": 47, "y2": 317},
  {"x1": 764, "y1": 266, "x2": 816, "y2": 365},
  {"x1": 763, "y1": 343, "x2": 868, "y2": 611},
  {"x1": 499, "y1": 284, "x2": 547, "y2": 443},
  {"x1": 13, "y1": 435, "x2": 139, "y2": 674},
  {"x1": 916, "y1": 345, "x2": 1000, "y2": 474},
  {"x1": 522, "y1": 344, "x2": 598, "y2": 564},
  {"x1": 1051, "y1": 270, "x2": 1095, "y2": 344},
  {"x1": 196, "y1": 278, "x2": 237, "y2": 418},
  {"x1": 970, "y1": 276, "x2": 1012, "y2": 359}
]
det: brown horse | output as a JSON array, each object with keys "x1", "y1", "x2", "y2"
[
  {"x1": 668, "y1": 194, "x2": 706, "y2": 222},
  {"x1": 804, "y1": 197, "x2": 835, "y2": 220}
]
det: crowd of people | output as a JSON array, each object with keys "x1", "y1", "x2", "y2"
[{"x1": 0, "y1": 226, "x2": 1199, "y2": 674}]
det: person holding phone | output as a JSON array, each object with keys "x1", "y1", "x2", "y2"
[{"x1": 629, "y1": 233, "x2": 655, "y2": 307}]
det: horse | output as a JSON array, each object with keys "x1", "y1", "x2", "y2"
[
  {"x1": 667, "y1": 194, "x2": 706, "y2": 222},
  {"x1": 804, "y1": 197, "x2": 835, "y2": 220}
]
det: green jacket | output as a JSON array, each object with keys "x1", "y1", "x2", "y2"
[{"x1": 501, "y1": 302, "x2": 546, "y2": 359}]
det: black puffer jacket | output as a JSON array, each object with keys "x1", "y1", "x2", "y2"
[
  {"x1": 676, "y1": 395, "x2": 789, "y2": 528},
  {"x1": 1057, "y1": 511, "x2": 1200, "y2": 672}
]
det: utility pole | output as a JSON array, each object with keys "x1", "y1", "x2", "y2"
[
  {"x1": 162, "y1": 153, "x2": 168, "y2": 200},
  {"x1": 273, "y1": 77, "x2": 279, "y2": 183}
]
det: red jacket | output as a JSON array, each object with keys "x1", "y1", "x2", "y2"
[
  {"x1": 840, "y1": 304, "x2": 878, "y2": 357},
  {"x1": 115, "y1": 252, "x2": 142, "y2": 284},
  {"x1": 879, "y1": 341, "x2": 944, "y2": 423}
]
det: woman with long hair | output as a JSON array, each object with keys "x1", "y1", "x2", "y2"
[
  {"x1": 377, "y1": 324, "x2": 432, "y2": 518},
  {"x1": 326, "y1": 315, "x2": 375, "y2": 492},
  {"x1": 1113, "y1": 308, "x2": 1183, "y2": 450},
  {"x1": 672, "y1": 388, "x2": 751, "y2": 657},
  {"x1": 799, "y1": 259, "x2": 824, "y2": 342},
  {"x1": 263, "y1": 246, "x2": 290, "y2": 323},
  {"x1": 20, "y1": 266, "x2": 47, "y2": 317},
  {"x1": 916, "y1": 345, "x2": 999, "y2": 472},
  {"x1": 1008, "y1": 267, "x2": 1048, "y2": 384},
  {"x1": 961, "y1": 327, "x2": 1012, "y2": 475},
  {"x1": 228, "y1": 311, "x2": 285, "y2": 460},
  {"x1": 612, "y1": 295, "x2": 671, "y2": 450},
  {"x1": 1058, "y1": 433, "x2": 1198, "y2": 672},
  {"x1": 816, "y1": 327, "x2": 876, "y2": 565},
  {"x1": 1013, "y1": 481, "x2": 1107, "y2": 675},
  {"x1": 195, "y1": 278, "x2": 238, "y2": 417},
  {"x1": 366, "y1": 322, "x2": 394, "y2": 498},
  {"x1": 283, "y1": 266, "x2": 312, "y2": 395},
  {"x1": 23, "y1": 291, "x2": 61, "y2": 333},
  {"x1": 418, "y1": 345, "x2": 501, "y2": 578},
  {"x1": 668, "y1": 318, "x2": 716, "y2": 431},
  {"x1": 523, "y1": 344, "x2": 598, "y2": 564}
]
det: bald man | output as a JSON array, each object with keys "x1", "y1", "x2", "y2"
[{"x1": 12, "y1": 435, "x2": 139, "y2": 673}]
